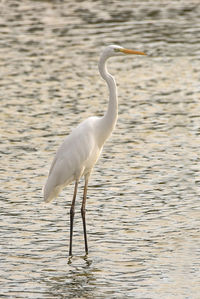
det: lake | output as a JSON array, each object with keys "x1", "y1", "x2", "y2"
[{"x1": 0, "y1": 0, "x2": 200, "y2": 298}]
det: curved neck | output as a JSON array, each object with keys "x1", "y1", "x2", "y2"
[{"x1": 97, "y1": 54, "x2": 118, "y2": 145}]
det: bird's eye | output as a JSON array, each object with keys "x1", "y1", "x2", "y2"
[{"x1": 114, "y1": 48, "x2": 120, "y2": 52}]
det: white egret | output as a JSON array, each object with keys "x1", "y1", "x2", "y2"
[{"x1": 43, "y1": 45, "x2": 146, "y2": 256}]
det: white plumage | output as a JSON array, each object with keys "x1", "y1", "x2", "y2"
[
  {"x1": 44, "y1": 116, "x2": 102, "y2": 202},
  {"x1": 43, "y1": 45, "x2": 145, "y2": 255}
]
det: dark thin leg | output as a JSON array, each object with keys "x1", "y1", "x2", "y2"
[
  {"x1": 81, "y1": 176, "x2": 89, "y2": 255},
  {"x1": 69, "y1": 180, "x2": 78, "y2": 256}
]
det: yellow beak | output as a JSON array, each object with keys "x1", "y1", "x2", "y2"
[{"x1": 119, "y1": 48, "x2": 146, "y2": 55}]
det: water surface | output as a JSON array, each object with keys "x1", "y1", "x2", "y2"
[{"x1": 1, "y1": 0, "x2": 200, "y2": 298}]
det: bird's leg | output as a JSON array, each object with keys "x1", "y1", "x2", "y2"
[
  {"x1": 81, "y1": 175, "x2": 89, "y2": 255},
  {"x1": 69, "y1": 180, "x2": 78, "y2": 256}
]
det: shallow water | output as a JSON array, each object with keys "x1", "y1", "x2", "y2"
[{"x1": 1, "y1": 0, "x2": 200, "y2": 298}]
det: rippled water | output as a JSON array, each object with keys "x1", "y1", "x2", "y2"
[{"x1": 1, "y1": 0, "x2": 200, "y2": 298}]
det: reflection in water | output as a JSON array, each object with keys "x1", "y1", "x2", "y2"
[
  {"x1": 0, "y1": 0, "x2": 200, "y2": 298},
  {"x1": 43, "y1": 256, "x2": 100, "y2": 298}
]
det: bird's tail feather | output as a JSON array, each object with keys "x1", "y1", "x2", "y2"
[{"x1": 43, "y1": 182, "x2": 61, "y2": 203}]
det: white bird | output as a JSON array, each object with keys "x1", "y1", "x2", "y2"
[{"x1": 43, "y1": 45, "x2": 146, "y2": 256}]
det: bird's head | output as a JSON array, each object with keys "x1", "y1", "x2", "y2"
[{"x1": 103, "y1": 45, "x2": 146, "y2": 58}]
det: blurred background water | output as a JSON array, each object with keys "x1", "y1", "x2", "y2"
[{"x1": 0, "y1": 0, "x2": 200, "y2": 298}]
